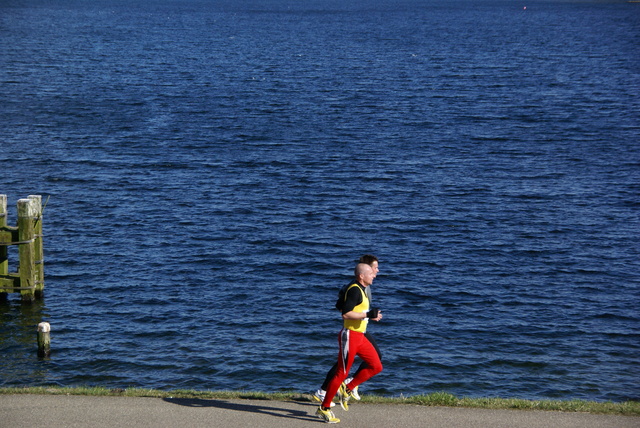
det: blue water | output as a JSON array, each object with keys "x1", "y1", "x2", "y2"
[{"x1": 1, "y1": 0, "x2": 639, "y2": 402}]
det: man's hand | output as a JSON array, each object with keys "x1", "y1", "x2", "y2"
[{"x1": 367, "y1": 308, "x2": 383, "y2": 321}]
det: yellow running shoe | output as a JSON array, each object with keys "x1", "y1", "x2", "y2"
[
  {"x1": 316, "y1": 406, "x2": 340, "y2": 424},
  {"x1": 338, "y1": 382, "x2": 351, "y2": 411}
]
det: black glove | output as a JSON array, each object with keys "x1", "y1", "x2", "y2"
[{"x1": 367, "y1": 308, "x2": 380, "y2": 319}]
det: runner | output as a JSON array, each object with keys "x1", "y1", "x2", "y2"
[
  {"x1": 313, "y1": 255, "x2": 382, "y2": 406},
  {"x1": 316, "y1": 263, "x2": 383, "y2": 424}
]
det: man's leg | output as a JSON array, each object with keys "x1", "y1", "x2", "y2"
[
  {"x1": 351, "y1": 332, "x2": 381, "y2": 380},
  {"x1": 346, "y1": 335, "x2": 382, "y2": 391},
  {"x1": 321, "y1": 362, "x2": 338, "y2": 391},
  {"x1": 321, "y1": 329, "x2": 357, "y2": 409}
]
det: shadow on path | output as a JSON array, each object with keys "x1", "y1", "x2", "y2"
[{"x1": 163, "y1": 397, "x2": 320, "y2": 423}]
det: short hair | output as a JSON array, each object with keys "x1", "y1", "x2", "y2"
[
  {"x1": 359, "y1": 254, "x2": 378, "y2": 266},
  {"x1": 354, "y1": 263, "x2": 372, "y2": 277}
]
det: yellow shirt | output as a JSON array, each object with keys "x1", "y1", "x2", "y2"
[{"x1": 343, "y1": 283, "x2": 370, "y2": 333}]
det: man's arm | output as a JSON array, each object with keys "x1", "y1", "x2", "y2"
[
  {"x1": 341, "y1": 286, "x2": 383, "y2": 321},
  {"x1": 343, "y1": 309, "x2": 383, "y2": 322},
  {"x1": 342, "y1": 310, "x2": 368, "y2": 320}
]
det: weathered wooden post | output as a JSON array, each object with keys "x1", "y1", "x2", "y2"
[
  {"x1": 17, "y1": 198, "x2": 37, "y2": 303},
  {"x1": 0, "y1": 195, "x2": 46, "y2": 301},
  {"x1": 29, "y1": 195, "x2": 45, "y2": 298},
  {"x1": 0, "y1": 195, "x2": 7, "y2": 302},
  {"x1": 37, "y1": 322, "x2": 51, "y2": 358}
]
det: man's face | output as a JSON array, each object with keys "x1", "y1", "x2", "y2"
[
  {"x1": 371, "y1": 261, "x2": 379, "y2": 278},
  {"x1": 361, "y1": 265, "x2": 375, "y2": 286}
]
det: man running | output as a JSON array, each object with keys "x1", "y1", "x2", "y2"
[
  {"x1": 316, "y1": 263, "x2": 383, "y2": 424},
  {"x1": 313, "y1": 255, "x2": 381, "y2": 406}
]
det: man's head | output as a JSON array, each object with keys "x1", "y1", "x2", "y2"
[
  {"x1": 354, "y1": 263, "x2": 375, "y2": 287},
  {"x1": 359, "y1": 254, "x2": 379, "y2": 277}
]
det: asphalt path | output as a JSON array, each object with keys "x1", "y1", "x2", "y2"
[{"x1": 1, "y1": 395, "x2": 637, "y2": 428}]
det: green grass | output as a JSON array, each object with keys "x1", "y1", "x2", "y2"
[{"x1": 0, "y1": 387, "x2": 638, "y2": 416}]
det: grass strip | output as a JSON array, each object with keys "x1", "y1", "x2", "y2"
[{"x1": 0, "y1": 387, "x2": 638, "y2": 416}]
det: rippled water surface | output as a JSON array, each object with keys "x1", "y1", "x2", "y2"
[{"x1": 1, "y1": 0, "x2": 639, "y2": 402}]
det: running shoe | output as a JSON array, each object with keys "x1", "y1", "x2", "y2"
[
  {"x1": 349, "y1": 385, "x2": 360, "y2": 401},
  {"x1": 337, "y1": 382, "x2": 351, "y2": 411},
  {"x1": 344, "y1": 378, "x2": 361, "y2": 401},
  {"x1": 312, "y1": 389, "x2": 324, "y2": 402},
  {"x1": 313, "y1": 389, "x2": 335, "y2": 407},
  {"x1": 316, "y1": 407, "x2": 340, "y2": 424}
]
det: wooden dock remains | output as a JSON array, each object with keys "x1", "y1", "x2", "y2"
[
  {"x1": 0, "y1": 194, "x2": 45, "y2": 303},
  {"x1": 37, "y1": 322, "x2": 51, "y2": 358}
]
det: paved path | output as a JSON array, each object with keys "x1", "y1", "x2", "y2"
[{"x1": 1, "y1": 395, "x2": 637, "y2": 428}]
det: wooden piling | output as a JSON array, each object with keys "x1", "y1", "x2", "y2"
[
  {"x1": 29, "y1": 196, "x2": 45, "y2": 298},
  {"x1": 37, "y1": 322, "x2": 51, "y2": 358},
  {"x1": 0, "y1": 195, "x2": 46, "y2": 301},
  {"x1": 0, "y1": 195, "x2": 7, "y2": 302},
  {"x1": 17, "y1": 198, "x2": 37, "y2": 303}
]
